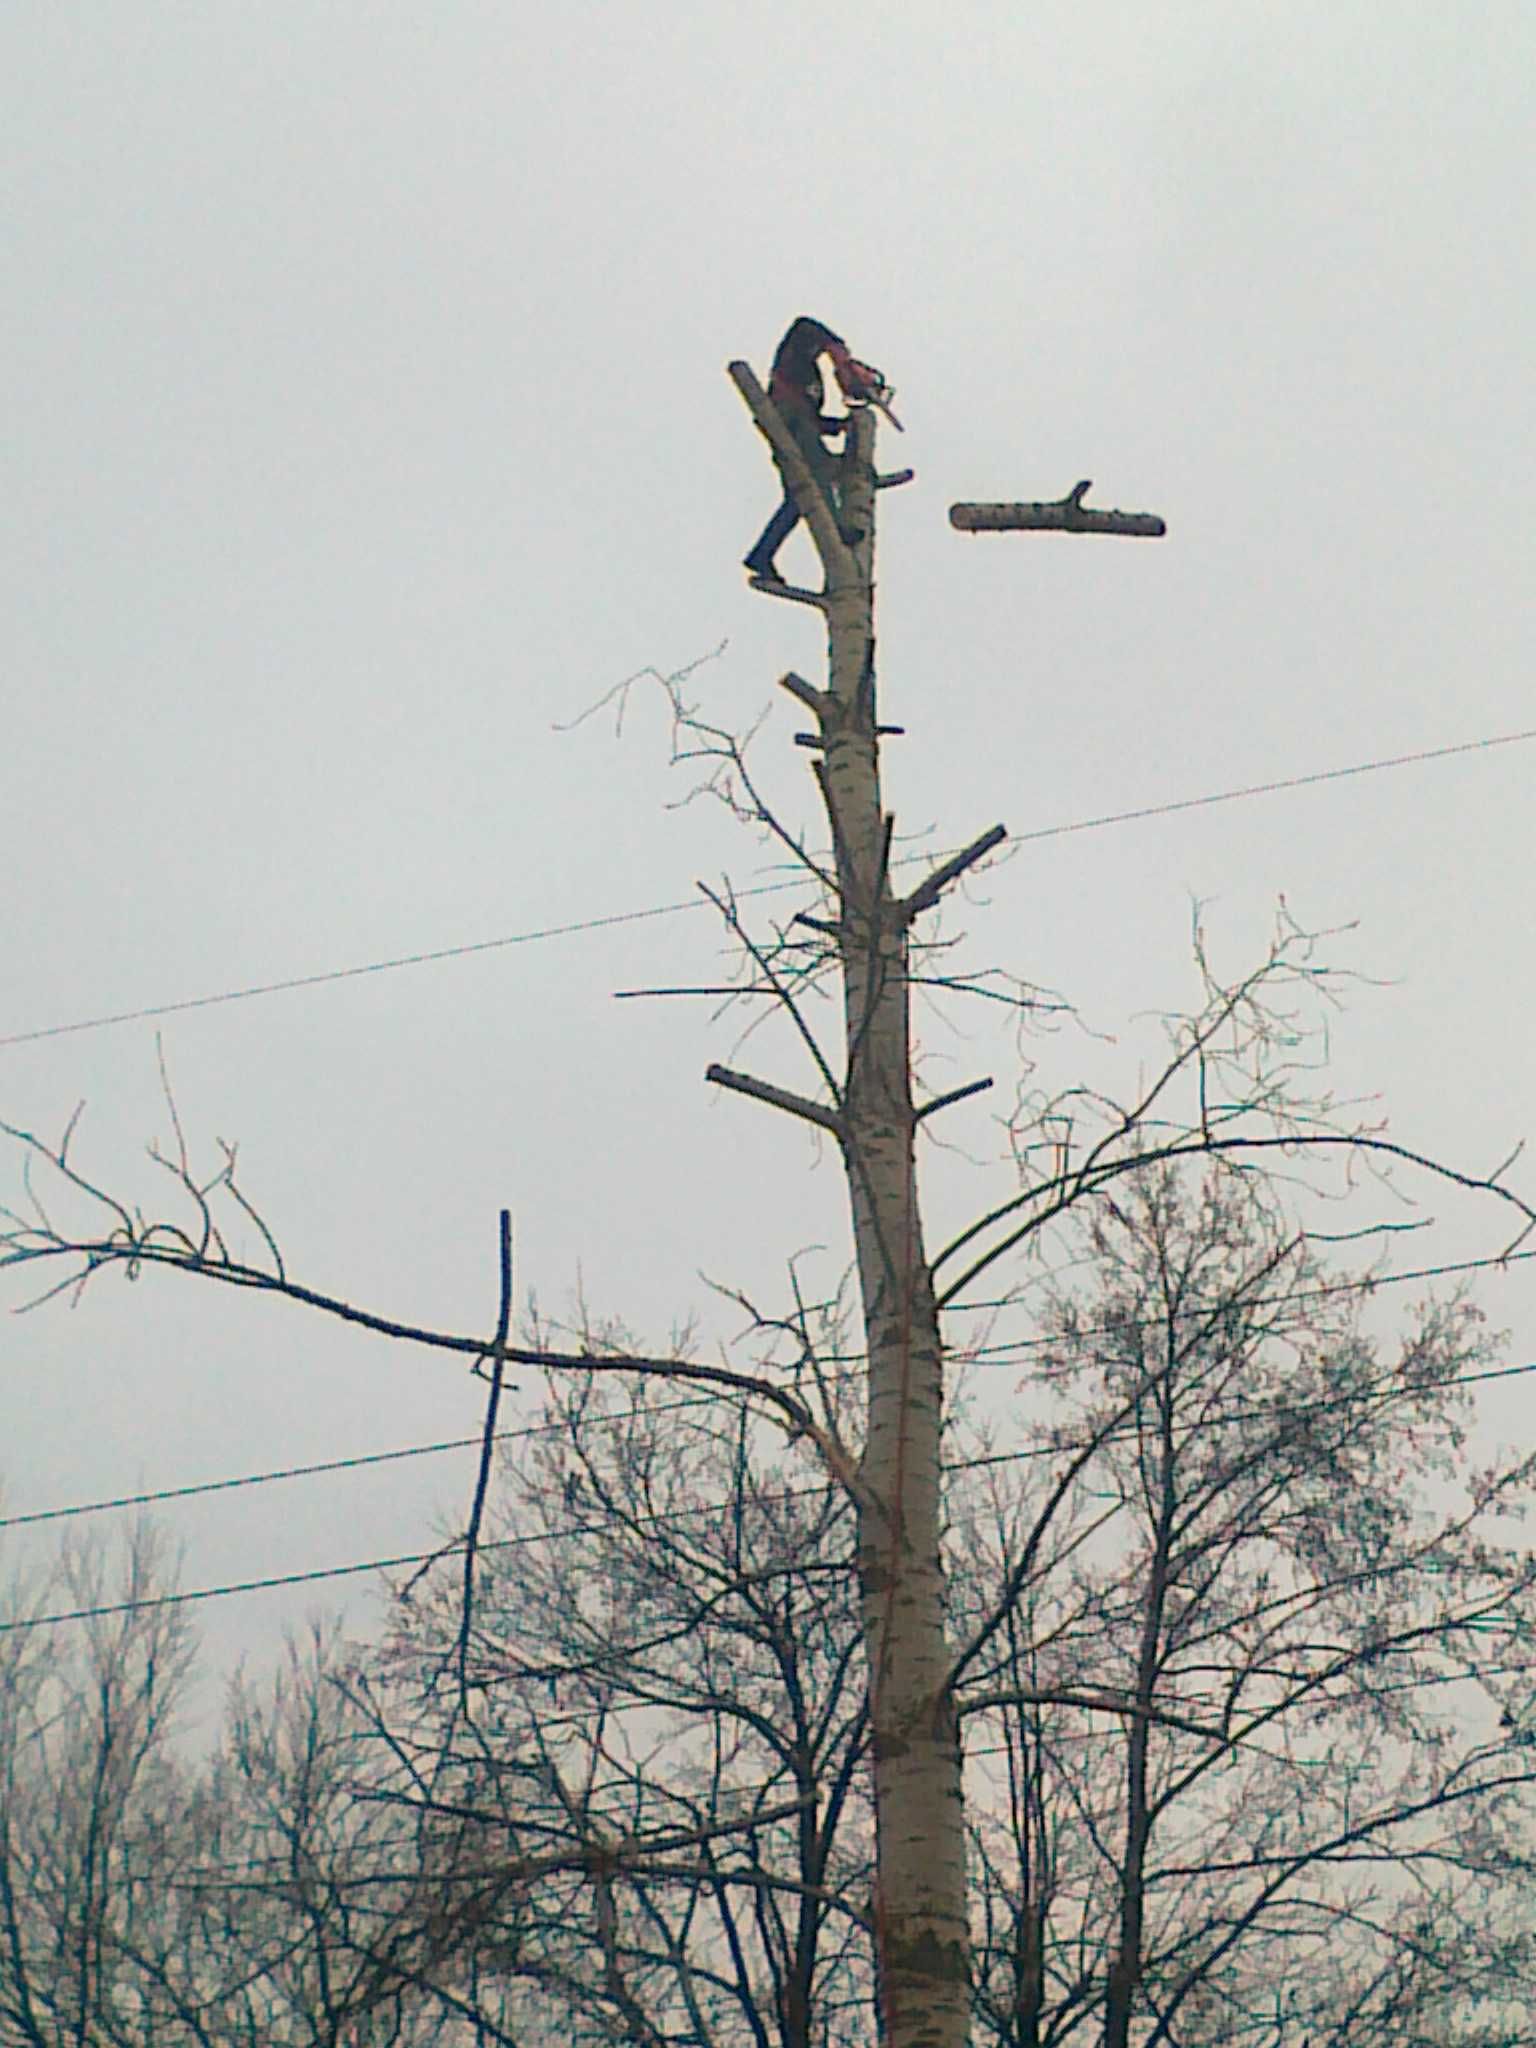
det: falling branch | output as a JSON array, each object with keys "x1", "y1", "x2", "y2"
[{"x1": 950, "y1": 480, "x2": 1166, "y2": 538}]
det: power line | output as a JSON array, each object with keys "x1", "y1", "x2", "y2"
[
  {"x1": 0, "y1": 896, "x2": 717, "y2": 1049},
  {"x1": 0, "y1": 1431, "x2": 521, "y2": 1533},
  {"x1": 6, "y1": 1246, "x2": 1533, "y2": 1538},
  {"x1": 956, "y1": 1355, "x2": 1536, "y2": 1470},
  {"x1": 0, "y1": 1550, "x2": 441, "y2": 1631},
  {"x1": 5, "y1": 723, "x2": 1531, "y2": 1049},
  {"x1": 0, "y1": 1500, "x2": 828, "y2": 1638},
  {"x1": 945, "y1": 1246, "x2": 1536, "y2": 1317},
  {"x1": 8, "y1": 1354, "x2": 1536, "y2": 1639},
  {"x1": 952, "y1": 1247, "x2": 1536, "y2": 1359},
  {"x1": 1007, "y1": 725, "x2": 1536, "y2": 845},
  {"x1": 0, "y1": 1392, "x2": 760, "y2": 1534}
]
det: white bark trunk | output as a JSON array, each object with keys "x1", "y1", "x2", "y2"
[
  {"x1": 726, "y1": 367, "x2": 970, "y2": 2046},
  {"x1": 823, "y1": 414, "x2": 969, "y2": 2048}
]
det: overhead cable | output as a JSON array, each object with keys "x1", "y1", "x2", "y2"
[
  {"x1": 6, "y1": 1355, "x2": 1536, "y2": 1636},
  {"x1": 6, "y1": 724, "x2": 1530, "y2": 1049}
]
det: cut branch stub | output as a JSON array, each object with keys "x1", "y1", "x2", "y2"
[
  {"x1": 900, "y1": 825, "x2": 1008, "y2": 922},
  {"x1": 705, "y1": 1063, "x2": 842, "y2": 1133},
  {"x1": 915, "y1": 1078, "x2": 995, "y2": 1124},
  {"x1": 777, "y1": 669, "x2": 828, "y2": 715},
  {"x1": 748, "y1": 576, "x2": 830, "y2": 609},
  {"x1": 950, "y1": 481, "x2": 1166, "y2": 538}
]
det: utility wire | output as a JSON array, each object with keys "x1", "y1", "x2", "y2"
[
  {"x1": 947, "y1": 1247, "x2": 1536, "y2": 1352},
  {"x1": 1007, "y1": 726, "x2": 1536, "y2": 845},
  {"x1": 0, "y1": 1507, "x2": 803, "y2": 1638},
  {"x1": 6, "y1": 1247, "x2": 1533, "y2": 1537},
  {"x1": 0, "y1": 898, "x2": 712, "y2": 1049},
  {"x1": 7, "y1": 1354, "x2": 1536, "y2": 1638},
  {"x1": 0, "y1": 1432, "x2": 524, "y2": 1533},
  {"x1": 945, "y1": 1246, "x2": 1536, "y2": 1317},
  {"x1": 0, "y1": 1399, "x2": 740, "y2": 1534},
  {"x1": 5, "y1": 724, "x2": 1531, "y2": 1049}
]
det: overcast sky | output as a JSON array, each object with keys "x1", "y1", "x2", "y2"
[{"x1": 3, "y1": 2, "x2": 1534, "y2": 1727}]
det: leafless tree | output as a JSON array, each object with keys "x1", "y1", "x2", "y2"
[
  {"x1": 0, "y1": 1532, "x2": 529, "y2": 2045},
  {"x1": 360, "y1": 1344, "x2": 877, "y2": 2048},
  {"x1": 5, "y1": 360, "x2": 1536, "y2": 2048},
  {"x1": 955, "y1": 1164, "x2": 1536, "y2": 2048},
  {"x1": 5, "y1": 1172, "x2": 1535, "y2": 2046},
  {"x1": 0, "y1": 1524, "x2": 200, "y2": 2048},
  {"x1": 346, "y1": 1165, "x2": 1536, "y2": 2047}
]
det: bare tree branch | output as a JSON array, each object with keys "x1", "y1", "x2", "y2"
[
  {"x1": 444, "y1": 1208, "x2": 514, "y2": 1714},
  {"x1": 950, "y1": 481, "x2": 1166, "y2": 537},
  {"x1": 705, "y1": 1064, "x2": 841, "y2": 1133}
]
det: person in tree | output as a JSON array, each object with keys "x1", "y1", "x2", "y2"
[{"x1": 742, "y1": 316, "x2": 883, "y2": 582}]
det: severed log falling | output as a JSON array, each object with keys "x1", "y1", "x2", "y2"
[{"x1": 951, "y1": 479, "x2": 1165, "y2": 537}]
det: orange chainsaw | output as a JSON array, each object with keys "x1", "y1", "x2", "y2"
[{"x1": 834, "y1": 355, "x2": 904, "y2": 432}]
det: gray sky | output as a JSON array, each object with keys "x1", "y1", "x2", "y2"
[{"x1": 4, "y1": 2, "x2": 1534, "y2": 1720}]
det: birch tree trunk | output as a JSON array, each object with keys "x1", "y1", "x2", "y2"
[{"x1": 727, "y1": 370, "x2": 970, "y2": 2048}]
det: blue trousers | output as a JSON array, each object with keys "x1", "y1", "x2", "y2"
[{"x1": 744, "y1": 413, "x2": 842, "y2": 573}]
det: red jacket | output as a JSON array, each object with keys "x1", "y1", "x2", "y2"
[
  {"x1": 768, "y1": 316, "x2": 884, "y2": 432},
  {"x1": 768, "y1": 317, "x2": 848, "y2": 429}
]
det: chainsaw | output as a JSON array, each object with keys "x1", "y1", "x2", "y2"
[{"x1": 835, "y1": 356, "x2": 905, "y2": 433}]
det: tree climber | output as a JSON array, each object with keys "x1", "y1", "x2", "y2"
[{"x1": 742, "y1": 316, "x2": 885, "y2": 583}]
